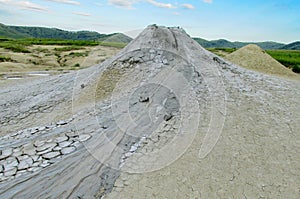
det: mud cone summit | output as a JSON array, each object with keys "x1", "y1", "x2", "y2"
[{"x1": 0, "y1": 25, "x2": 299, "y2": 198}]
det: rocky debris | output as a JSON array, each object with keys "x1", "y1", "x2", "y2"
[
  {"x1": 42, "y1": 152, "x2": 60, "y2": 160},
  {"x1": 61, "y1": 147, "x2": 76, "y2": 155},
  {"x1": 0, "y1": 116, "x2": 75, "y2": 143},
  {"x1": 0, "y1": 117, "x2": 93, "y2": 182},
  {"x1": 0, "y1": 148, "x2": 13, "y2": 160},
  {"x1": 77, "y1": 134, "x2": 91, "y2": 142}
]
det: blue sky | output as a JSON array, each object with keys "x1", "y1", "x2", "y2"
[{"x1": 0, "y1": 0, "x2": 299, "y2": 43}]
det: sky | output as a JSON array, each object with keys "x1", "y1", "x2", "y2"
[{"x1": 0, "y1": 0, "x2": 299, "y2": 43}]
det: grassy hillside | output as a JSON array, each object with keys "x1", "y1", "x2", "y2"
[
  {"x1": 0, "y1": 23, "x2": 30, "y2": 38},
  {"x1": 0, "y1": 23, "x2": 132, "y2": 43},
  {"x1": 280, "y1": 42, "x2": 300, "y2": 50},
  {"x1": 266, "y1": 50, "x2": 300, "y2": 73}
]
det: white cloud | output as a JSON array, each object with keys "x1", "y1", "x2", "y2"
[
  {"x1": 181, "y1": 4, "x2": 194, "y2": 9},
  {"x1": 146, "y1": 0, "x2": 175, "y2": 9},
  {"x1": 108, "y1": 0, "x2": 138, "y2": 9},
  {"x1": 0, "y1": 0, "x2": 48, "y2": 12},
  {"x1": 72, "y1": 11, "x2": 91, "y2": 16},
  {"x1": 203, "y1": 0, "x2": 213, "y2": 3},
  {"x1": 172, "y1": 12, "x2": 180, "y2": 15},
  {"x1": 45, "y1": 0, "x2": 80, "y2": 5},
  {"x1": 108, "y1": 0, "x2": 178, "y2": 10}
]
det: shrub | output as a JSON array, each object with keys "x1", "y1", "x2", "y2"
[
  {"x1": 292, "y1": 65, "x2": 300, "y2": 73},
  {"x1": 0, "y1": 56, "x2": 13, "y2": 62},
  {"x1": 0, "y1": 43, "x2": 30, "y2": 53}
]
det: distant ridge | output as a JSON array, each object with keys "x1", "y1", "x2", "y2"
[
  {"x1": 193, "y1": 37, "x2": 300, "y2": 50},
  {"x1": 0, "y1": 23, "x2": 298, "y2": 49},
  {"x1": 0, "y1": 23, "x2": 132, "y2": 43},
  {"x1": 280, "y1": 41, "x2": 300, "y2": 50}
]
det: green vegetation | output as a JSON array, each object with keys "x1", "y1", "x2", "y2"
[
  {"x1": 69, "y1": 51, "x2": 89, "y2": 57},
  {"x1": 55, "y1": 46, "x2": 84, "y2": 52},
  {"x1": 194, "y1": 38, "x2": 287, "y2": 50},
  {"x1": 207, "y1": 47, "x2": 237, "y2": 57},
  {"x1": 0, "y1": 42, "x2": 30, "y2": 53},
  {"x1": 0, "y1": 55, "x2": 13, "y2": 62},
  {"x1": 0, "y1": 23, "x2": 133, "y2": 43},
  {"x1": 0, "y1": 38, "x2": 126, "y2": 52},
  {"x1": 292, "y1": 65, "x2": 300, "y2": 73},
  {"x1": 266, "y1": 50, "x2": 300, "y2": 73},
  {"x1": 99, "y1": 42, "x2": 127, "y2": 48}
]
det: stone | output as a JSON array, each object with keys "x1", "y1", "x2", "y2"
[
  {"x1": 55, "y1": 136, "x2": 68, "y2": 143},
  {"x1": 31, "y1": 155, "x2": 39, "y2": 162},
  {"x1": 42, "y1": 152, "x2": 60, "y2": 160},
  {"x1": 61, "y1": 147, "x2": 76, "y2": 155},
  {"x1": 125, "y1": 152, "x2": 132, "y2": 158},
  {"x1": 4, "y1": 157, "x2": 18, "y2": 171},
  {"x1": 59, "y1": 141, "x2": 72, "y2": 148},
  {"x1": 0, "y1": 148, "x2": 13, "y2": 160},
  {"x1": 38, "y1": 126, "x2": 46, "y2": 131},
  {"x1": 57, "y1": 121, "x2": 67, "y2": 126},
  {"x1": 4, "y1": 167, "x2": 17, "y2": 177},
  {"x1": 16, "y1": 170, "x2": 27, "y2": 177},
  {"x1": 129, "y1": 145, "x2": 138, "y2": 152},
  {"x1": 66, "y1": 131, "x2": 78, "y2": 138},
  {"x1": 37, "y1": 148, "x2": 53, "y2": 155},
  {"x1": 40, "y1": 161, "x2": 50, "y2": 168},
  {"x1": 72, "y1": 141, "x2": 81, "y2": 148},
  {"x1": 36, "y1": 143, "x2": 56, "y2": 152},
  {"x1": 18, "y1": 157, "x2": 33, "y2": 170},
  {"x1": 34, "y1": 140, "x2": 45, "y2": 147},
  {"x1": 45, "y1": 125, "x2": 56, "y2": 129},
  {"x1": 13, "y1": 151, "x2": 23, "y2": 157},
  {"x1": 162, "y1": 59, "x2": 169, "y2": 65},
  {"x1": 22, "y1": 143, "x2": 36, "y2": 156},
  {"x1": 0, "y1": 165, "x2": 3, "y2": 172},
  {"x1": 32, "y1": 162, "x2": 39, "y2": 167},
  {"x1": 77, "y1": 134, "x2": 91, "y2": 142},
  {"x1": 30, "y1": 167, "x2": 41, "y2": 172},
  {"x1": 149, "y1": 49, "x2": 155, "y2": 53},
  {"x1": 53, "y1": 146, "x2": 62, "y2": 151}
]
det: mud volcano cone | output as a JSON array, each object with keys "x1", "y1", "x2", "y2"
[
  {"x1": 225, "y1": 44, "x2": 298, "y2": 79},
  {"x1": 0, "y1": 25, "x2": 299, "y2": 198}
]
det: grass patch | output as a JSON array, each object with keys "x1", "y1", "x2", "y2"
[
  {"x1": 0, "y1": 42, "x2": 30, "y2": 53},
  {"x1": 69, "y1": 51, "x2": 89, "y2": 57},
  {"x1": 34, "y1": 47, "x2": 50, "y2": 53},
  {"x1": 17, "y1": 38, "x2": 100, "y2": 46},
  {"x1": 0, "y1": 55, "x2": 13, "y2": 62},
  {"x1": 207, "y1": 47, "x2": 237, "y2": 57},
  {"x1": 74, "y1": 63, "x2": 80, "y2": 67},
  {"x1": 55, "y1": 46, "x2": 84, "y2": 52},
  {"x1": 292, "y1": 65, "x2": 300, "y2": 73},
  {"x1": 99, "y1": 42, "x2": 127, "y2": 48},
  {"x1": 266, "y1": 50, "x2": 300, "y2": 69}
]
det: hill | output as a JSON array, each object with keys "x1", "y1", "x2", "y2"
[
  {"x1": 193, "y1": 37, "x2": 300, "y2": 50},
  {"x1": 280, "y1": 41, "x2": 300, "y2": 50},
  {"x1": 101, "y1": 33, "x2": 132, "y2": 43},
  {"x1": 225, "y1": 44, "x2": 298, "y2": 79},
  {"x1": 0, "y1": 23, "x2": 132, "y2": 43}
]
